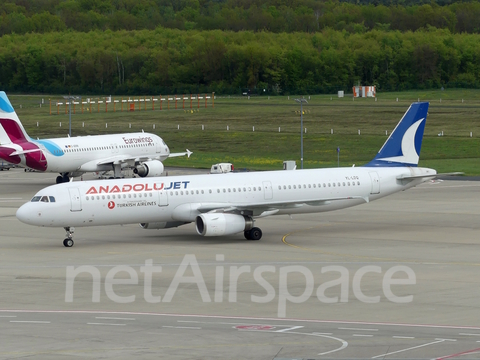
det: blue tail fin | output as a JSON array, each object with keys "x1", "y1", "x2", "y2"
[{"x1": 364, "y1": 102, "x2": 429, "y2": 167}]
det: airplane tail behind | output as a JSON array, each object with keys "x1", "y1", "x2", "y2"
[
  {"x1": 365, "y1": 102, "x2": 429, "y2": 167},
  {"x1": 0, "y1": 91, "x2": 30, "y2": 145}
]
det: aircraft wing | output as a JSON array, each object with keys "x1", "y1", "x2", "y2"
[
  {"x1": 95, "y1": 155, "x2": 155, "y2": 166},
  {"x1": 196, "y1": 195, "x2": 368, "y2": 217},
  {"x1": 168, "y1": 149, "x2": 193, "y2": 158}
]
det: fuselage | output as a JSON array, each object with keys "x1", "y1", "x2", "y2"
[
  {"x1": 0, "y1": 132, "x2": 169, "y2": 173},
  {"x1": 16, "y1": 166, "x2": 436, "y2": 228}
]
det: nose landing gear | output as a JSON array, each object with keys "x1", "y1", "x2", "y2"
[{"x1": 63, "y1": 227, "x2": 75, "y2": 247}]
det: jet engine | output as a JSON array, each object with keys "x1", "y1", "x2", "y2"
[
  {"x1": 195, "y1": 213, "x2": 254, "y2": 237},
  {"x1": 134, "y1": 160, "x2": 164, "y2": 177},
  {"x1": 140, "y1": 221, "x2": 188, "y2": 229}
]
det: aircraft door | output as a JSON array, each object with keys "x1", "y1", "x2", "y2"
[
  {"x1": 263, "y1": 181, "x2": 273, "y2": 200},
  {"x1": 369, "y1": 172, "x2": 380, "y2": 194},
  {"x1": 68, "y1": 188, "x2": 82, "y2": 212},
  {"x1": 158, "y1": 190, "x2": 168, "y2": 206}
]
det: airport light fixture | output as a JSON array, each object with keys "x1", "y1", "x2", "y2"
[
  {"x1": 294, "y1": 98, "x2": 308, "y2": 169},
  {"x1": 63, "y1": 95, "x2": 81, "y2": 137}
]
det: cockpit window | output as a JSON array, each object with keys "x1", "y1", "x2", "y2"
[
  {"x1": 31, "y1": 196, "x2": 41, "y2": 202},
  {"x1": 49, "y1": 196, "x2": 56, "y2": 202},
  {"x1": 41, "y1": 196, "x2": 49, "y2": 202}
]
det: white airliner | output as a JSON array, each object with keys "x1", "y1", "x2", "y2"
[
  {"x1": 0, "y1": 91, "x2": 191, "y2": 183},
  {"x1": 17, "y1": 102, "x2": 440, "y2": 247}
]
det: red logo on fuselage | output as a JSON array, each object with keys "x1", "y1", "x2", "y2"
[{"x1": 108, "y1": 201, "x2": 115, "y2": 209}]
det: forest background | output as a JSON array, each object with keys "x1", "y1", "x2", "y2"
[{"x1": 2, "y1": 0, "x2": 480, "y2": 95}]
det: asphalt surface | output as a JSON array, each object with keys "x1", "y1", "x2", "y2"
[{"x1": 1, "y1": 168, "x2": 480, "y2": 359}]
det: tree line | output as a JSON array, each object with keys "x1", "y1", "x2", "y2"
[
  {"x1": 2, "y1": 0, "x2": 480, "y2": 36},
  {"x1": 1, "y1": 28, "x2": 479, "y2": 95}
]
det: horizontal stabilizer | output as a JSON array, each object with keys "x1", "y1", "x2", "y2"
[
  {"x1": 169, "y1": 149, "x2": 193, "y2": 158},
  {"x1": 397, "y1": 172, "x2": 463, "y2": 180},
  {"x1": 11, "y1": 148, "x2": 42, "y2": 156}
]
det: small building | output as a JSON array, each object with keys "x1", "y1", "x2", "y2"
[{"x1": 353, "y1": 86, "x2": 376, "y2": 98}]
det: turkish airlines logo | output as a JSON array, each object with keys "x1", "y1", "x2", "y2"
[{"x1": 108, "y1": 201, "x2": 115, "y2": 209}]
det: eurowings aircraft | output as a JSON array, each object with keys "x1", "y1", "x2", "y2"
[
  {"x1": 0, "y1": 92, "x2": 191, "y2": 183},
  {"x1": 17, "y1": 102, "x2": 438, "y2": 247}
]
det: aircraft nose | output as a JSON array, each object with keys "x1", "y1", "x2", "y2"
[{"x1": 16, "y1": 203, "x2": 36, "y2": 225}]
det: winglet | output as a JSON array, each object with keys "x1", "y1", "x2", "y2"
[
  {"x1": 365, "y1": 102, "x2": 429, "y2": 167},
  {"x1": 187, "y1": 149, "x2": 192, "y2": 158}
]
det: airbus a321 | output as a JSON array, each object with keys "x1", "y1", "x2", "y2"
[
  {"x1": 0, "y1": 91, "x2": 191, "y2": 183},
  {"x1": 17, "y1": 102, "x2": 439, "y2": 247}
]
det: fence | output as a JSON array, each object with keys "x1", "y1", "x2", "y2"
[{"x1": 49, "y1": 93, "x2": 215, "y2": 115}]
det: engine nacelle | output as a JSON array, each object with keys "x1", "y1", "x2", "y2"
[
  {"x1": 134, "y1": 160, "x2": 164, "y2": 177},
  {"x1": 195, "y1": 213, "x2": 253, "y2": 237},
  {"x1": 140, "y1": 221, "x2": 188, "y2": 229}
]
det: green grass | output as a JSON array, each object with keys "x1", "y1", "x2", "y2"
[{"x1": 6, "y1": 90, "x2": 480, "y2": 175}]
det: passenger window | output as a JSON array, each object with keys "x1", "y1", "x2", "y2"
[
  {"x1": 201, "y1": 190, "x2": 204, "y2": 194},
  {"x1": 293, "y1": 185, "x2": 296, "y2": 189},
  {"x1": 217, "y1": 189, "x2": 220, "y2": 193}
]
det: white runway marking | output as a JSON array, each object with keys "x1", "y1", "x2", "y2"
[
  {"x1": 162, "y1": 326, "x2": 201, "y2": 330},
  {"x1": 372, "y1": 339, "x2": 449, "y2": 358},
  {"x1": 353, "y1": 334, "x2": 373, "y2": 337},
  {"x1": 95, "y1": 317, "x2": 135, "y2": 321},
  {"x1": 393, "y1": 336, "x2": 415, "y2": 339},
  {"x1": 275, "y1": 326, "x2": 304, "y2": 332},
  {"x1": 460, "y1": 332, "x2": 480, "y2": 336},
  {"x1": 10, "y1": 321, "x2": 50, "y2": 324}
]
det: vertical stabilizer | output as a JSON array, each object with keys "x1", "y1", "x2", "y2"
[
  {"x1": 0, "y1": 91, "x2": 30, "y2": 145},
  {"x1": 364, "y1": 102, "x2": 429, "y2": 167}
]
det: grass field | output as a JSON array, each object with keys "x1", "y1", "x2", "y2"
[{"x1": 6, "y1": 89, "x2": 480, "y2": 175}]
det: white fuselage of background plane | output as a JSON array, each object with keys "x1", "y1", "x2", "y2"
[
  {"x1": 17, "y1": 166, "x2": 436, "y2": 228},
  {"x1": 30, "y1": 133, "x2": 169, "y2": 173}
]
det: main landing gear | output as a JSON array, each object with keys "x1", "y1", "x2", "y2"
[
  {"x1": 244, "y1": 227, "x2": 262, "y2": 241},
  {"x1": 63, "y1": 227, "x2": 74, "y2": 247},
  {"x1": 56, "y1": 173, "x2": 70, "y2": 184}
]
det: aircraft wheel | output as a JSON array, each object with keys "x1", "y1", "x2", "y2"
[
  {"x1": 56, "y1": 176, "x2": 63, "y2": 184},
  {"x1": 244, "y1": 230, "x2": 251, "y2": 240},
  {"x1": 62, "y1": 175, "x2": 70, "y2": 183},
  {"x1": 248, "y1": 227, "x2": 262, "y2": 241},
  {"x1": 63, "y1": 238, "x2": 74, "y2": 247}
]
